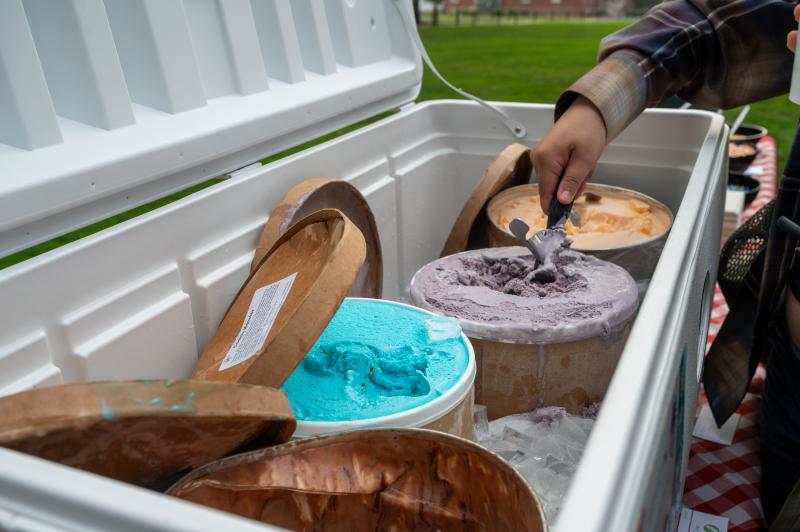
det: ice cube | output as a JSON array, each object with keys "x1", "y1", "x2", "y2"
[
  {"x1": 531, "y1": 467, "x2": 570, "y2": 524},
  {"x1": 545, "y1": 454, "x2": 562, "y2": 468},
  {"x1": 502, "y1": 426, "x2": 534, "y2": 451},
  {"x1": 483, "y1": 436, "x2": 523, "y2": 462},
  {"x1": 572, "y1": 416, "x2": 596, "y2": 434},
  {"x1": 548, "y1": 459, "x2": 576, "y2": 477},
  {"x1": 539, "y1": 500, "x2": 556, "y2": 524},
  {"x1": 555, "y1": 415, "x2": 589, "y2": 444},
  {"x1": 529, "y1": 433, "x2": 566, "y2": 462},
  {"x1": 510, "y1": 451, "x2": 534, "y2": 466},
  {"x1": 488, "y1": 413, "x2": 537, "y2": 439},
  {"x1": 514, "y1": 455, "x2": 545, "y2": 481},
  {"x1": 563, "y1": 443, "x2": 584, "y2": 465},
  {"x1": 531, "y1": 467, "x2": 559, "y2": 498},
  {"x1": 424, "y1": 316, "x2": 462, "y2": 343},
  {"x1": 473, "y1": 404, "x2": 490, "y2": 442}
]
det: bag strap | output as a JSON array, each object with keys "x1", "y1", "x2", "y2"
[{"x1": 704, "y1": 130, "x2": 800, "y2": 427}]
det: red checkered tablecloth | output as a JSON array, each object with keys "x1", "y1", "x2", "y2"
[{"x1": 682, "y1": 136, "x2": 778, "y2": 531}]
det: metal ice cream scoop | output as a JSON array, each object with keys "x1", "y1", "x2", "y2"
[
  {"x1": 546, "y1": 175, "x2": 588, "y2": 229},
  {"x1": 547, "y1": 194, "x2": 585, "y2": 229},
  {"x1": 508, "y1": 218, "x2": 547, "y2": 265},
  {"x1": 547, "y1": 195, "x2": 573, "y2": 229}
]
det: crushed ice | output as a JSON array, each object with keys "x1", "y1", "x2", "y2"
[{"x1": 473, "y1": 404, "x2": 597, "y2": 524}]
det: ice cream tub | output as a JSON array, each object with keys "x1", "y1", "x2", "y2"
[
  {"x1": 410, "y1": 246, "x2": 638, "y2": 420},
  {"x1": 486, "y1": 184, "x2": 673, "y2": 280},
  {"x1": 281, "y1": 298, "x2": 476, "y2": 439},
  {"x1": 169, "y1": 428, "x2": 546, "y2": 531}
]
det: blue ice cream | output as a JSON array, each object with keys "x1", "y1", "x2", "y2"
[{"x1": 281, "y1": 299, "x2": 470, "y2": 422}]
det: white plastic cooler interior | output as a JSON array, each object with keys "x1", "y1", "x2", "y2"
[
  {"x1": 0, "y1": 101, "x2": 726, "y2": 531},
  {"x1": 0, "y1": 1, "x2": 727, "y2": 530}
]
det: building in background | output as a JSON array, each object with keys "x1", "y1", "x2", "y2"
[
  {"x1": 440, "y1": 0, "x2": 637, "y2": 16},
  {"x1": 501, "y1": 0, "x2": 600, "y2": 17},
  {"x1": 441, "y1": 0, "x2": 477, "y2": 13}
]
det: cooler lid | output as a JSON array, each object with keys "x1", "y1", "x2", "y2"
[{"x1": 0, "y1": 0, "x2": 421, "y2": 256}]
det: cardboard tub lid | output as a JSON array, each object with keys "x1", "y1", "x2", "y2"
[
  {"x1": 251, "y1": 178, "x2": 383, "y2": 298},
  {"x1": 440, "y1": 143, "x2": 532, "y2": 257},
  {"x1": 168, "y1": 428, "x2": 546, "y2": 532},
  {"x1": 0, "y1": 380, "x2": 295, "y2": 486},
  {"x1": 194, "y1": 208, "x2": 367, "y2": 388}
]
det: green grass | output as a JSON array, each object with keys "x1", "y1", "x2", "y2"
[
  {"x1": 417, "y1": 23, "x2": 797, "y2": 159},
  {"x1": 0, "y1": 178, "x2": 225, "y2": 271},
  {"x1": 418, "y1": 12, "x2": 621, "y2": 27},
  {"x1": 417, "y1": 23, "x2": 628, "y2": 103},
  {"x1": 2, "y1": 21, "x2": 797, "y2": 269}
]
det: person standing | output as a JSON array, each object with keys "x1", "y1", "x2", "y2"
[{"x1": 531, "y1": 1, "x2": 800, "y2": 525}]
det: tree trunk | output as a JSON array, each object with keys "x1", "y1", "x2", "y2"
[
  {"x1": 432, "y1": 3, "x2": 439, "y2": 27},
  {"x1": 412, "y1": 0, "x2": 420, "y2": 24}
]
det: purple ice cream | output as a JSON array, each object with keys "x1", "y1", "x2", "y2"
[{"x1": 409, "y1": 245, "x2": 638, "y2": 344}]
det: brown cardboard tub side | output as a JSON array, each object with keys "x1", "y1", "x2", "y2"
[
  {"x1": 441, "y1": 143, "x2": 532, "y2": 257},
  {"x1": 169, "y1": 428, "x2": 547, "y2": 532}
]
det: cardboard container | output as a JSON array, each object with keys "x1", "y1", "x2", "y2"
[
  {"x1": 486, "y1": 184, "x2": 673, "y2": 281},
  {"x1": 169, "y1": 428, "x2": 547, "y2": 532},
  {"x1": 0, "y1": 380, "x2": 295, "y2": 486},
  {"x1": 193, "y1": 209, "x2": 366, "y2": 388},
  {"x1": 470, "y1": 329, "x2": 630, "y2": 420},
  {"x1": 441, "y1": 143, "x2": 532, "y2": 257},
  {"x1": 251, "y1": 178, "x2": 383, "y2": 298},
  {"x1": 410, "y1": 247, "x2": 639, "y2": 420}
]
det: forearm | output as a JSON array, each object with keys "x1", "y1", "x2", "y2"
[
  {"x1": 556, "y1": 51, "x2": 646, "y2": 142},
  {"x1": 558, "y1": 0, "x2": 796, "y2": 140}
]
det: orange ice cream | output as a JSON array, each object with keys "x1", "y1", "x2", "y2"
[{"x1": 488, "y1": 185, "x2": 672, "y2": 250}]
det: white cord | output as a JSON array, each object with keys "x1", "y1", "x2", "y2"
[{"x1": 391, "y1": 0, "x2": 527, "y2": 139}]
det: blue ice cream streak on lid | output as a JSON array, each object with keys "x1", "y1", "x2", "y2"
[{"x1": 281, "y1": 298, "x2": 470, "y2": 422}]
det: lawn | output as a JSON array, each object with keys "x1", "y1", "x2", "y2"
[
  {"x1": 417, "y1": 22, "x2": 798, "y2": 160},
  {"x1": 1, "y1": 21, "x2": 797, "y2": 269},
  {"x1": 418, "y1": 22, "x2": 628, "y2": 103}
]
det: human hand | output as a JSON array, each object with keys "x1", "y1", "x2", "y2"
[
  {"x1": 788, "y1": 4, "x2": 800, "y2": 52},
  {"x1": 531, "y1": 95, "x2": 607, "y2": 212}
]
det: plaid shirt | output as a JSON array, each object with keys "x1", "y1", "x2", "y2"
[{"x1": 558, "y1": 0, "x2": 797, "y2": 140}]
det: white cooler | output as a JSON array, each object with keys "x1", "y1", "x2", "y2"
[{"x1": 0, "y1": 1, "x2": 727, "y2": 530}]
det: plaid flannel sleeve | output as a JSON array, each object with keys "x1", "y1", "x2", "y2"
[{"x1": 557, "y1": 0, "x2": 797, "y2": 140}]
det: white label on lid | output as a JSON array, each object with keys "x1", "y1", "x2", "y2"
[{"x1": 219, "y1": 272, "x2": 297, "y2": 371}]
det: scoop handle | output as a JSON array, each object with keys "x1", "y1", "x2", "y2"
[{"x1": 547, "y1": 194, "x2": 574, "y2": 229}]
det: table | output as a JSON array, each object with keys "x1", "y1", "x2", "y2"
[{"x1": 682, "y1": 136, "x2": 778, "y2": 531}]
